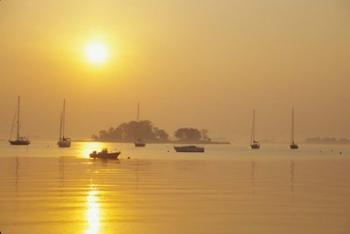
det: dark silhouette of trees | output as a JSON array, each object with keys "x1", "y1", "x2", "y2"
[
  {"x1": 93, "y1": 122, "x2": 218, "y2": 144},
  {"x1": 174, "y1": 128, "x2": 211, "y2": 143},
  {"x1": 153, "y1": 127, "x2": 169, "y2": 141},
  {"x1": 93, "y1": 120, "x2": 169, "y2": 142}
]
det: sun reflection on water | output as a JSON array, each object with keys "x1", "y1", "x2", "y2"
[
  {"x1": 81, "y1": 142, "x2": 106, "y2": 158},
  {"x1": 85, "y1": 186, "x2": 101, "y2": 234}
]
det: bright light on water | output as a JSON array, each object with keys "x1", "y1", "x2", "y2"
[
  {"x1": 86, "y1": 186, "x2": 100, "y2": 234},
  {"x1": 80, "y1": 142, "x2": 106, "y2": 158}
]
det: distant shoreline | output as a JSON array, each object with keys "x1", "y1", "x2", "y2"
[
  {"x1": 74, "y1": 139, "x2": 231, "y2": 145},
  {"x1": 304, "y1": 142, "x2": 350, "y2": 145},
  {"x1": 304, "y1": 137, "x2": 350, "y2": 145}
]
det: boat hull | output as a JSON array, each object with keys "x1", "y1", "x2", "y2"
[
  {"x1": 134, "y1": 142, "x2": 146, "y2": 147},
  {"x1": 174, "y1": 146, "x2": 205, "y2": 153},
  {"x1": 9, "y1": 140, "x2": 30, "y2": 145},
  {"x1": 290, "y1": 144, "x2": 299, "y2": 150},
  {"x1": 250, "y1": 143, "x2": 260, "y2": 149},
  {"x1": 90, "y1": 152, "x2": 121, "y2": 160},
  {"x1": 58, "y1": 140, "x2": 71, "y2": 148}
]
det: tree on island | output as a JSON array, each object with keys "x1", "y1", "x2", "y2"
[
  {"x1": 92, "y1": 122, "x2": 218, "y2": 144},
  {"x1": 174, "y1": 128, "x2": 211, "y2": 143},
  {"x1": 92, "y1": 120, "x2": 169, "y2": 142}
]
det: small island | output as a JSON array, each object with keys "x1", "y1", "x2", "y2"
[{"x1": 92, "y1": 120, "x2": 230, "y2": 144}]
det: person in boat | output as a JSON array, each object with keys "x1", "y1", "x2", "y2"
[{"x1": 91, "y1": 148, "x2": 109, "y2": 156}]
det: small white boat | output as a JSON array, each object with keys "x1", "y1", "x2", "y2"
[
  {"x1": 57, "y1": 99, "x2": 71, "y2": 148},
  {"x1": 174, "y1": 145, "x2": 205, "y2": 153},
  {"x1": 9, "y1": 96, "x2": 31, "y2": 146},
  {"x1": 90, "y1": 148, "x2": 121, "y2": 160}
]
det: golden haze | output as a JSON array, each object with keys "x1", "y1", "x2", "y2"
[{"x1": 0, "y1": 0, "x2": 349, "y2": 140}]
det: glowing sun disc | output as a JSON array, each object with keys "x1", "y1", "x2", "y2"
[{"x1": 85, "y1": 42, "x2": 108, "y2": 65}]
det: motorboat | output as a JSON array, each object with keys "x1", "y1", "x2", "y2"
[{"x1": 90, "y1": 148, "x2": 121, "y2": 160}]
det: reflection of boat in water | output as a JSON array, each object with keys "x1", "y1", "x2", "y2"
[
  {"x1": 90, "y1": 148, "x2": 121, "y2": 160},
  {"x1": 250, "y1": 109, "x2": 260, "y2": 149},
  {"x1": 9, "y1": 96, "x2": 31, "y2": 146},
  {"x1": 290, "y1": 107, "x2": 299, "y2": 150},
  {"x1": 57, "y1": 99, "x2": 71, "y2": 148},
  {"x1": 134, "y1": 138, "x2": 146, "y2": 147},
  {"x1": 174, "y1": 145, "x2": 205, "y2": 153}
]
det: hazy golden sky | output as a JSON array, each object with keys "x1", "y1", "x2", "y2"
[{"x1": 0, "y1": 0, "x2": 349, "y2": 141}]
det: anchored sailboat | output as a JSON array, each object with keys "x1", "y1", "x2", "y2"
[
  {"x1": 134, "y1": 102, "x2": 146, "y2": 147},
  {"x1": 290, "y1": 107, "x2": 299, "y2": 149},
  {"x1": 250, "y1": 109, "x2": 260, "y2": 149},
  {"x1": 9, "y1": 96, "x2": 30, "y2": 145},
  {"x1": 57, "y1": 99, "x2": 71, "y2": 148}
]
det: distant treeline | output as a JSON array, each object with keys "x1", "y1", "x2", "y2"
[
  {"x1": 305, "y1": 137, "x2": 350, "y2": 145},
  {"x1": 92, "y1": 120, "x2": 226, "y2": 144}
]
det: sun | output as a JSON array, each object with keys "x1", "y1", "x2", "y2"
[{"x1": 85, "y1": 41, "x2": 109, "y2": 65}]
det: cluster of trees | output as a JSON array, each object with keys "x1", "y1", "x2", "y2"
[
  {"x1": 92, "y1": 120, "x2": 169, "y2": 142},
  {"x1": 174, "y1": 128, "x2": 211, "y2": 142},
  {"x1": 92, "y1": 120, "x2": 212, "y2": 143}
]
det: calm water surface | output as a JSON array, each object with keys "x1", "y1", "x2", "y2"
[{"x1": 0, "y1": 141, "x2": 349, "y2": 234}]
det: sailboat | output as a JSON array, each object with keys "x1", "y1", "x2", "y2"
[
  {"x1": 57, "y1": 99, "x2": 71, "y2": 148},
  {"x1": 134, "y1": 102, "x2": 146, "y2": 147},
  {"x1": 250, "y1": 109, "x2": 260, "y2": 149},
  {"x1": 9, "y1": 96, "x2": 31, "y2": 145},
  {"x1": 290, "y1": 107, "x2": 299, "y2": 149}
]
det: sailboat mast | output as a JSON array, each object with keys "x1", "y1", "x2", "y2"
[
  {"x1": 62, "y1": 99, "x2": 66, "y2": 139},
  {"x1": 137, "y1": 102, "x2": 140, "y2": 121},
  {"x1": 16, "y1": 96, "x2": 20, "y2": 139},
  {"x1": 291, "y1": 107, "x2": 295, "y2": 144},
  {"x1": 251, "y1": 109, "x2": 255, "y2": 144},
  {"x1": 59, "y1": 110, "x2": 63, "y2": 140}
]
